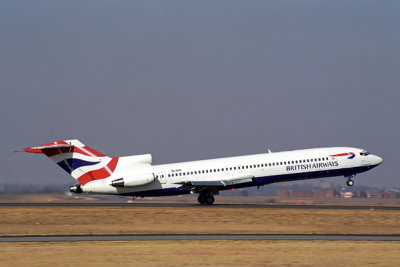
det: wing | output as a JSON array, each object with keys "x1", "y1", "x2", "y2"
[{"x1": 175, "y1": 175, "x2": 254, "y2": 193}]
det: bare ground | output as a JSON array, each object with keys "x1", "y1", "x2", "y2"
[
  {"x1": 0, "y1": 206, "x2": 399, "y2": 236},
  {"x1": 2, "y1": 194, "x2": 400, "y2": 206},
  {"x1": 1, "y1": 241, "x2": 399, "y2": 267}
]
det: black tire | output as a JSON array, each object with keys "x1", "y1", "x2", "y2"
[
  {"x1": 346, "y1": 179, "x2": 354, "y2": 186},
  {"x1": 204, "y1": 195, "x2": 215, "y2": 205},
  {"x1": 198, "y1": 194, "x2": 206, "y2": 205}
]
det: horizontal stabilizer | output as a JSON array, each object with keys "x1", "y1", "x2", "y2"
[{"x1": 23, "y1": 144, "x2": 73, "y2": 154}]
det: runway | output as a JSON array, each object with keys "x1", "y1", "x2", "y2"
[
  {"x1": 1, "y1": 202, "x2": 400, "y2": 210},
  {"x1": 1, "y1": 234, "x2": 400, "y2": 242}
]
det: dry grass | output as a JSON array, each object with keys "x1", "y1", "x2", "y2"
[
  {"x1": 1, "y1": 206, "x2": 399, "y2": 236},
  {"x1": 1, "y1": 241, "x2": 399, "y2": 267},
  {"x1": 1, "y1": 206, "x2": 399, "y2": 266}
]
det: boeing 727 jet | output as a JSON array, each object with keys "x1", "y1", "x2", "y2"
[{"x1": 22, "y1": 139, "x2": 383, "y2": 204}]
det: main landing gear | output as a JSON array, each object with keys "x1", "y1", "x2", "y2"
[
  {"x1": 198, "y1": 194, "x2": 215, "y2": 205},
  {"x1": 345, "y1": 175, "x2": 356, "y2": 186}
]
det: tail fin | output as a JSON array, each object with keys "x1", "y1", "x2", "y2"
[{"x1": 22, "y1": 139, "x2": 119, "y2": 185}]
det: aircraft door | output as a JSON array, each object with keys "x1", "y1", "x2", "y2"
[
  {"x1": 159, "y1": 171, "x2": 166, "y2": 184},
  {"x1": 224, "y1": 166, "x2": 232, "y2": 178},
  {"x1": 236, "y1": 164, "x2": 242, "y2": 173}
]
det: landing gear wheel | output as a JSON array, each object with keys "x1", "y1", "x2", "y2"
[
  {"x1": 204, "y1": 195, "x2": 215, "y2": 205},
  {"x1": 198, "y1": 195, "x2": 206, "y2": 205},
  {"x1": 346, "y1": 179, "x2": 354, "y2": 186},
  {"x1": 198, "y1": 194, "x2": 215, "y2": 205}
]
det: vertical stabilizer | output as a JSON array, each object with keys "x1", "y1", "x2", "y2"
[{"x1": 23, "y1": 139, "x2": 119, "y2": 185}]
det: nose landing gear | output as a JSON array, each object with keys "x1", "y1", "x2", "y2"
[
  {"x1": 345, "y1": 175, "x2": 356, "y2": 186},
  {"x1": 346, "y1": 179, "x2": 354, "y2": 186}
]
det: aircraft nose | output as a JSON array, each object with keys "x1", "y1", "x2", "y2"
[{"x1": 372, "y1": 155, "x2": 383, "y2": 165}]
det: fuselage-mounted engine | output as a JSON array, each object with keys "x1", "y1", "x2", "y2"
[{"x1": 110, "y1": 172, "x2": 155, "y2": 187}]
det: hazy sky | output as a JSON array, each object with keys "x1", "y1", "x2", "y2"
[{"x1": 1, "y1": 1, "x2": 399, "y2": 188}]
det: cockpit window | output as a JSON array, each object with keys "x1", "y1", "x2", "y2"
[{"x1": 360, "y1": 151, "x2": 370, "y2": 156}]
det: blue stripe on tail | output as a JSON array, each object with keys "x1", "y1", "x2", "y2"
[{"x1": 57, "y1": 158, "x2": 100, "y2": 173}]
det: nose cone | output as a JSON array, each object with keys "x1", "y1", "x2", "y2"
[{"x1": 371, "y1": 155, "x2": 383, "y2": 166}]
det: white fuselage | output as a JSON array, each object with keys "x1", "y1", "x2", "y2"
[{"x1": 82, "y1": 147, "x2": 383, "y2": 197}]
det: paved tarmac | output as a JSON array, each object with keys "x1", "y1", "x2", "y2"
[
  {"x1": 1, "y1": 234, "x2": 400, "y2": 242},
  {"x1": 1, "y1": 202, "x2": 400, "y2": 210}
]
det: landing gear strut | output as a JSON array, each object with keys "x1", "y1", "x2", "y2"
[{"x1": 198, "y1": 194, "x2": 215, "y2": 205}]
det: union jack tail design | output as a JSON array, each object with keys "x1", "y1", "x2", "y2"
[{"x1": 22, "y1": 140, "x2": 118, "y2": 185}]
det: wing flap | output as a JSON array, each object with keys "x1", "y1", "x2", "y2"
[{"x1": 175, "y1": 175, "x2": 254, "y2": 189}]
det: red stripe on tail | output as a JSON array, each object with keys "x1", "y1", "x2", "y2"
[
  {"x1": 39, "y1": 146, "x2": 105, "y2": 157},
  {"x1": 77, "y1": 157, "x2": 119, "y2": 185}
]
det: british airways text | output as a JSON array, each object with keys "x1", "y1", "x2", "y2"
[{"x1": 286, "y1": 161, "x2": 339, "y2": 171}]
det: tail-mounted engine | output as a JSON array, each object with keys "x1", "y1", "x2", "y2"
[{"x1": 111, "y1": 173, "x2": 155, "y2": 187}]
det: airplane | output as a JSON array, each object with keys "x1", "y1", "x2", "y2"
[{"x1": 21, "y1": 139, "x2": 383, "y2": 205}]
